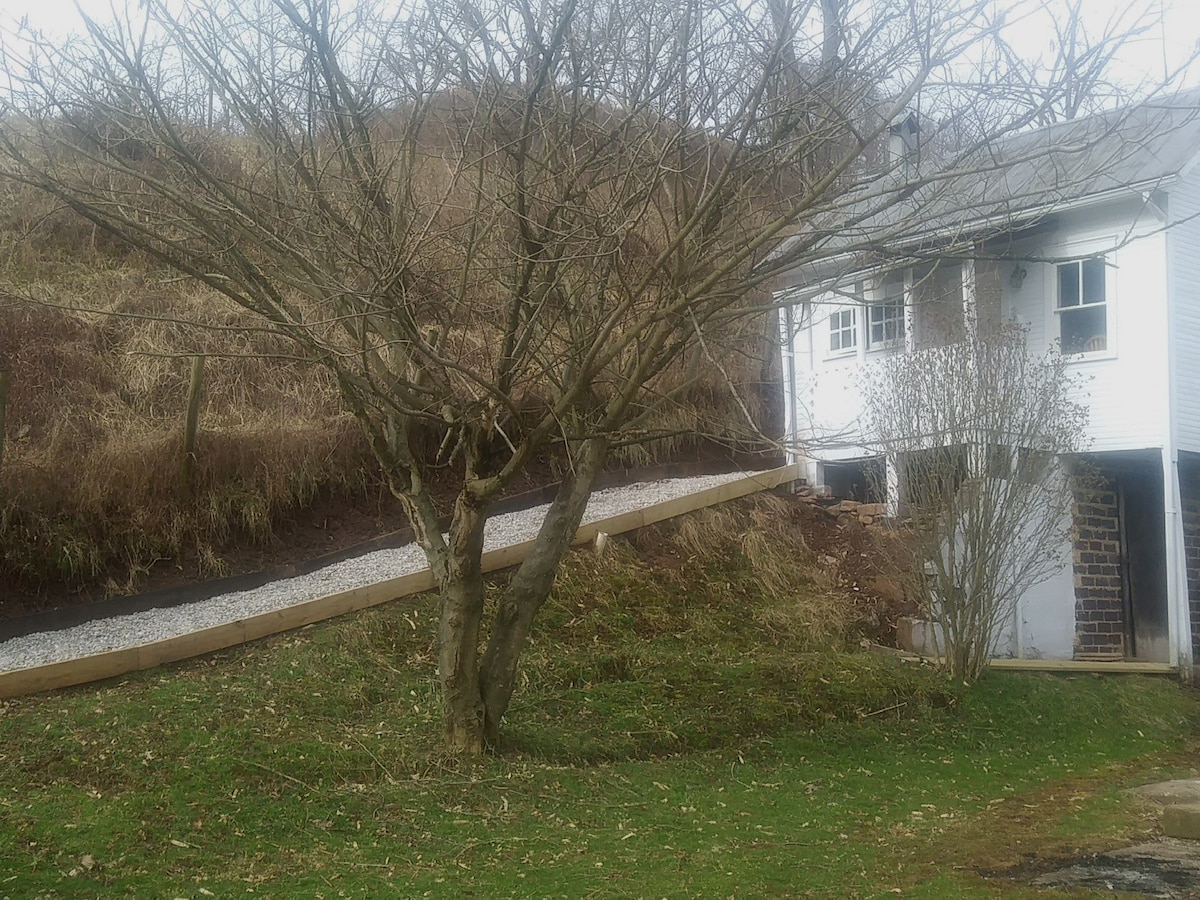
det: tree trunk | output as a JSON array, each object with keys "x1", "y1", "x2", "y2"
[
  {"x1": 479, "y1": 437, "x2": 608, "y2": 745},
  {"x1": 0, "y1": 367, "x2": 9, "y2": 480},
  {"x1": 820, "y1": 0, "x2": 843, "y2": 68},
  {"x1": 437, "y1": 495, "x2": 489, "y2": 753}
]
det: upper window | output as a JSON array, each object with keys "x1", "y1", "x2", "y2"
[
  {"x1": 1056, "y1": 257, "x2": 1107, "y2": 353},
  {"x1": 868, "y1": 280, "x2": 904, "y2": 349},
  {"x1": 829, "y1": 308, "x2": 856, "y2": 353}
]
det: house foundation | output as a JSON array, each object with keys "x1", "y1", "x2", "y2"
[
  {"x1": 1071, "y1": 474, "x2": 1126, "y2": 659},
  {"x1": 1178, "y1": 457, "x2": 1200, "y2": 669}
]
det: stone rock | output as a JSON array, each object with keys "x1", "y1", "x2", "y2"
[
  {"x1": 857, "y1": 502, "x2": 886, "y2": 517},
  {"x1": 837, "y1": 499, "x2": 861, "y2": 512},
  {"x1": 1163, "y1": 803, "x2": 1200, "y2": 841},
  {"x1": 1131, "y1": 779, "x2": 1200, "y2": 807},
  {"x1": 1032, "y1": 839, "x2": 1200, "y2": 893}
]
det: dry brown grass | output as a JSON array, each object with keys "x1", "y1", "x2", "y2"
[
  {"x1": 0, "y1": 256, "x2": 381, "y2": 592},
  {"x1": 0, "y1": 143, "x2": 778, "y2": 594},
  {"x1": 667, "y1": 494, "x2": 853, "y2": 649}
]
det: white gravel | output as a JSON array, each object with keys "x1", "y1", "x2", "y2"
[{"x1": 0, "y1": 470, "x2": 765, "y2": 674}]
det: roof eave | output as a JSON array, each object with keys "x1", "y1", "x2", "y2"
[{"x1": 773, "y1": 174, "x2": 1180, "y2": 300}]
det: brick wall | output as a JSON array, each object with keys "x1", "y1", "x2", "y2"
[
  {"x1": 1181, "y1": 491, "x2": 1200, "y2": 663},
  {"x1": 1072, "y1": 477, "x2": 1126, "y2": 658}
]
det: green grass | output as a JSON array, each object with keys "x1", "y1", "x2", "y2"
[{"x1": 1, "y1": 524, "x2": 1198, "y2": 898}]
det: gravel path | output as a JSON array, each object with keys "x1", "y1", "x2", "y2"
[{"x1": 0, "y1": 471, "x2": 763, "y2": 674}]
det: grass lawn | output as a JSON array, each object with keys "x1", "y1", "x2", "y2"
[{"x1": 1, "y1": 518, "x2": 1198, "y2": 898}]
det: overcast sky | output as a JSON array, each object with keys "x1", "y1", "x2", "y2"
[{"x1": 2, "y1": 0, "x2": 1197, "y2": 90}]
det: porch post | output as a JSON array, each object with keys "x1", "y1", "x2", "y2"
[
  {"x1": 903, "y1": 268, "x2": 916, "y2": 353},
  {"x1": 885, "y1": 455, "x2": 900, "y2": 518},
  {"x1": 1164, "y1": 448, "x2": 1194, "y2": 675},
  {"x1": 961, "y1": 258, "x2": 978, "y2": 340},
  {"x1": 778, "y1": 302, "x2": 799, "y2": 467}
]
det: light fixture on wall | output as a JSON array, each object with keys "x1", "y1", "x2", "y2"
[{"x1": 1009, "y1": 264, "x2": 1028, "y2": 289}]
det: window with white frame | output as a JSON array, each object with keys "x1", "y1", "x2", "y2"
[
  {"x1": 1056, "y1": 257, "x2": 1107, "y2": 353},
  {"x1": 868, "y1": 279, "x2": 905, "y2": 348},
  {"x1": 829, "y1": 308, "x2": 856, "y2": 353}
]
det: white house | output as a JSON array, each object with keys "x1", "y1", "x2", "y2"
[{"x1": 776, "y1": 94, "x2": 1200, "y2": 675}]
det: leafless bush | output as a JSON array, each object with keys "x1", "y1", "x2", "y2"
[{"x1": 864, "y1": 327, "x2": 1089, "y2": 679}]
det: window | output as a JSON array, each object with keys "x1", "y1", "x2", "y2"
[
  {"x1": 1056, "y1": 257, "x2": 1107, "y2": 353},
  {"x1": 868, "y1": 280, "x2": 905, "y2": 348},
  {"x1": 829, "y1": 308, "x2": 856, "y2": 353}
]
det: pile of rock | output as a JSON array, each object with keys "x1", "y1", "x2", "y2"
[
  {"x1": 830, "y1": 499, "x2": 888, "y2": 527},
  {"x1": 792, "y1": 485, "x2": 891, "y2": 527}
]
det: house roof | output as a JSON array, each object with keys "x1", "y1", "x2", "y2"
[{"x1": 777, "y1": 90, "x2": 1200, "y2": 287}]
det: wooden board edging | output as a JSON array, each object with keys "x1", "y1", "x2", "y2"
[
  {"x1": 987, "y1": 658, "x2": 1177, "y2": 674},
  {"x1": 0, "y1": 464, "x2": 802, "y2": 699},
  {"x1": 899, "y1": 656, "x2": 1178, "y2": 675}
]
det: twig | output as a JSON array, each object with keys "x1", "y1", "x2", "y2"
[
  {"x1": 859, "y1": 701, "x2": 907, "y2": 718},
  {"x1": 236, "y1": 758, "x2": 319, "y2": 793},
  {"x1": 352, "y1": 737, "x2": 399, "y2": 785}
]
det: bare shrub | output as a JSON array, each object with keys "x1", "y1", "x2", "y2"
[{"x1": 864, "y1": 328, "x2": 1089, "y2": 679}]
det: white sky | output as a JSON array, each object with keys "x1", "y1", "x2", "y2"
[{"x1": 2, "y1": 0, "x2": 1198, "y2": 89}]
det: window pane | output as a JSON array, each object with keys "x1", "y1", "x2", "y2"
[
  {"x1": 1057, "y1": 263, "x2": 1080, "y2": 308},
  {"x1": 867, "y1": 299, "x2": 902, "y2": 348},
  {"x1": 1060, "y1": 306, "x2": 1106, "y2": 353},
  {"x1": 1082, "y1": 257, "x2": 1106, "y2": 303},
  {"x1": 830, "y1": 310, "x2": 855, "y2": 351}
]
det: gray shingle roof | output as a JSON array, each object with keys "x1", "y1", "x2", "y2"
[
  {"x1": 778, "y1": 91, "x2": 1200, "y2": 283},
  {"x1": 935, "y1": 91, "x2": 1200, "y2": 213}
]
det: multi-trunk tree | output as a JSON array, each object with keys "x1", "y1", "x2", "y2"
[{"x1": 0, "y1": 0, "x2": 1171, "y2": 750}]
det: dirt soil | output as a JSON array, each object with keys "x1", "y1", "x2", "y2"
[{"x1": 785, "y1": 494, "x2": 919, "y2": 644}]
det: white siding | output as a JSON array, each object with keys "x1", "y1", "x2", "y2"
[
  {"x1": 1008, "y1": 200, "x2": 1170, "y2": 452},
  {"x1": 779, "y1": 190, "x2": 1189, "y2": 663},
  {"x1": 787, "y1": 207, "x2": 1171, "y2": 463},
  {"x1": 1168, "y1": 173, "x2": 1200, "y2": 453},
  {"x1": 787, "y1": 295, "x2": 885, "y2": 462}
]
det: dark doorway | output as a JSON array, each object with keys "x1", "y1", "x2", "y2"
[
  {"x1": 822, "y1": 458, "x2": 885, "y2": 504},
  {"x1": 1115, "y1": 458, "x2": 1170, "y2": 661}
]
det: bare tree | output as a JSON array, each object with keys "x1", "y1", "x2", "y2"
[
  {"x1": 0, "y1": 0, "x2": 1162, "y2": 749},
  {"x1": 863, "y1": 329, "x2": 1089, "y2": 679}
]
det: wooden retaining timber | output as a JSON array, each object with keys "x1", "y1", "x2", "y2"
[
  {"x1": 0, "y1": 464, "x2": 801, "y2": 700},
  {"x1": 987, "y1": 658, "x2": 1177, "y2": 674},
  {"x1": 1, "y1": 457, "x2": 784, "y2": 643},
  {"x1": 892, "y1": 655, "x2": 1177, "y2": 674}
]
